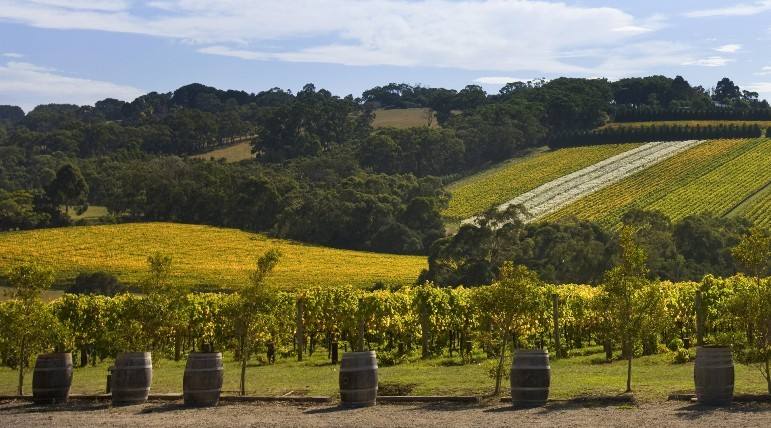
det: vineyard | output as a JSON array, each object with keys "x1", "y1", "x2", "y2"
[
  {"x1": 546, "y1": 138, "x2": 771, "y2": 227},
  {"x1": 470, "y1": 140, "x2": 704, "y2": 223},
  {"x1": 0, "y1": 223, "x2": 426, "y2": 290},
  {"x1": 1, "y1": 273, "x2": 769, "y2": 398},
  {"x1": 443, "y1": 144, "x2": 640, "y2": 222},
  {"x1": 733, "y1": 185, "x2": 771, "y2": 228}
]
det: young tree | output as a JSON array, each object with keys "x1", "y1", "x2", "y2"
[
  {"x1": 45, "y1": 164, "x2": 89, "y2": 216},
  {"x1": 474, "y1": 263, "x2": 547, "y2": 394},
  {"x1": 230, "y1": 249, "x2": 281, "y2": 395},
  {"x1": 731, "y1": 227, "x2": 771, "y2": 393},
  {"x1": 1, "y1": 263, "x2": 67, "y2": 395},
  {"x1": 141, "y1": 253, "x2": 190, "y2": 360},
  {"x1": 602, "y1": 227, "x2": 664, "y2": 393}
]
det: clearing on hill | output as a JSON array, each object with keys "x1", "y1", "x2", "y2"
[
  {"x1": 191, "y1": 142, "x2": 254, "y2": 163},
  {"x1": 372, "y1": 108, "x2": 438, "y2": 129},
  {"x1": 443, "y1": 144, "x2": 641, "y2": 222},
  {"x1": 0, "y1": 223, "x2": 426, "y2": 290},
  {"x1": 546, "y1": 138, "x2": 771, "y2": 227}
]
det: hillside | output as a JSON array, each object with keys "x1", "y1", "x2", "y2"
[
  {"x1": 443, "y1": 144, "x2": 640, "y2": 222},
  {"x1": 191, "y1": 142, "x2": 254, "y2": 162},
  {"x1": 0, "y1": 223, "x2": 426, "y2": 290},
  {"x1": 545, "y1": 138, "x2": 771, "y2": 226}
]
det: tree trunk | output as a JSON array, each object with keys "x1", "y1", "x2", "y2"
[
  {"x1": 80, "y1": 346, "x2": 88, "y2": 367},
  {"x1": 695, "y1": 290, "x2": 705, "y2": 346},
  {"x1": 17, "y1": 340, "x2": 25, "y2": 396},
  {"x1": 174, "y1": 332, "x2": 182, "y2": 362},
  {"x1": 552, "y1": 294, "x2": 561, "y2": 358},
  {"x1": 625, "y1": 339, "x2": 633, "y2": 393},
  {"x1": 295, "y1": 299, "x2": 304, "y2": 361},
  {"x1": 239, "y1": 334, "x2": 246, "y2": 396},
  {"x1": 604, "y1": 339, "x2": 613, "y2": 361},
  {"x1": 420, "y1": 306, "x2": 431, "y2": 359},
  {"x1": 494, "y1": 334, "x2": 508, "y2": 396}
]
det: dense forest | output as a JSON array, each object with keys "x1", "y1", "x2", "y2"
[{"x1": 0, "y1": 75, "x2": 768, "y2": 283}]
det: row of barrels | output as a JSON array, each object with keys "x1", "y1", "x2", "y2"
[
  {"x1": 29, "y1": 346, "x2": 736, "y2": 407},
  {"x1": 32, "y1": 352, "x2": 223, "y2": 407}
]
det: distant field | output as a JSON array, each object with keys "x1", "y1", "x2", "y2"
[
  {"x1": 0, "y1": 223, "x2": 426, "y2": 290},
  {"x1": 372, "y1": 108, "x2": 438, "y2": 129},
  {"x1": 192, "y1": 142, "x2": 254, "y2": 163},
  {"x1": 546, "y1": 138, "x2": 771, "y2": 226},
  {"x1": 443, "y1": 144, "x2": 641, "y2": 222},
  {"x1": 69, "y1": 205, "x2": 108, "y2": 221},
  {"x1": 602, "y1": 120, "x2": 771, "y2": 130}
]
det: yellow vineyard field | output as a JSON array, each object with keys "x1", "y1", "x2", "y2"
[
  {"x1": 0, "y1": 223, "x2": 426, "y2": 290},
  {"x1": 443, "y1": 144, "x2": 641, "y2": 222},
  {"x1": 546, "y1": 138, "x2": 771, "y2": 226}
]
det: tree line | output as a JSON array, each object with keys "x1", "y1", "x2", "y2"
[{"x1": 548, "y1": 124, "x2": 763, "y2": 149}]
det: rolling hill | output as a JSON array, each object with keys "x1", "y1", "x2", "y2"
[
  {"x1": 544, "y1": 138, "x2": 771, "y2": 226},
  {"x1": 0, "y1": 223, "x2": 426, "y2": 290},
  {"x1": 443, "y1": 143, "x2": 641, "y2": 222}
]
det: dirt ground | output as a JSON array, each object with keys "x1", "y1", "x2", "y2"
[{"x1": 1, "y1": 399, "x2": 769, "y2": 427}]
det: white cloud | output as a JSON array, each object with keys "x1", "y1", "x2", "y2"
[
  {"x1": 686, "y1": 1, "x2": 771, "y2": 18},
  {"x1": 754, "y1": 65, "x2": 771, "y2": 75},
  {"x1": 682, "y1": 56, "x2": 733, "y2": 67},
  {"x1": 745, "y1": 82, "x2": 771, "y2": 92},
  {"x1": 0, "y1": 0, "x2": 673, "y2": 75},
  {"x1": 2, "y1": 52, "x2": 24, "y2": 58},
  {"x1": 714, "y1": 44, "x2": 742, "y2": 53},
  {"x1": 0, "y1": 61, "x2": 144, "y2": 111},
  {"x1": 474, "y1": 77, "x2": 534, "y2": 85}
]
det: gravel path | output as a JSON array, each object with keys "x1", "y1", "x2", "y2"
[{"x1": 1, "y1": 399, "x2": 769, "y2": 427}]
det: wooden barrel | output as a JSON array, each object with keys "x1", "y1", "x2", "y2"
[
  {"x1": 111, "y1": 352, "x2": 152, "y2": 405},
  {"x1": 183, "y1": 352, "x2": 224, "y2": 407},
  {"x1": 32, "y1": 352, "x2": 73, "y2": 404},
  {"x1": 339, "y1": 351, "x2": 378, "y2": 407},
  {"x1": 510, "y1": 349, "x2": 550, "y2": 407},
  {"x1": 694, "y1": 346, "x2": 734, "y2": 405}
]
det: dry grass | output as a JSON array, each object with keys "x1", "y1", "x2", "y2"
[
  {"x1": 372, "y1": 108, "x2": 438, "y2": 129},
  {"x1": 191, "y1": 142, "x2": 254, "y2": 163}
]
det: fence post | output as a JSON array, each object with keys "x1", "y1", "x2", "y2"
[
  {"x1": 695, "y1": 290, "x2": 705, "y2": 347},
  {"x1": 296, "y1": 298, "x2": 305, "y2": 361},
  {"x1": 552, "y1": 293, "x2": 561, "y2": 358}
]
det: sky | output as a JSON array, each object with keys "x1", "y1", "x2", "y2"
[{"x1": 1, "y1": 0, "x2": 771, "y2": 111}]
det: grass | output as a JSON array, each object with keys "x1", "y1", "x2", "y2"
[
  {"x1": 545, "y1": 138, "x2": 771, "y2": 227},
  {"x1": 372, "y1": 108, "x2": 438, "y2": 129},
  {"x1": 443, "y1": 144, "x2": 641, "y2": 222},
  {"x1": 191, "y1": 142, "x2": 254, "y2": 163},
  {"x1": 601, "y1": 120, "x2": 771, "y2": 130},
  {"x1": 0, "y1": 223, "x2": 426, "y2": 290},
  {"x1": 68, "y1": 205, "x2": 109, "y2": 222},
  {"x1": 1, "y1": 349, "x2": 767, "y2": 402}
]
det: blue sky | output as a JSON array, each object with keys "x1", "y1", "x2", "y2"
[{"x1": 1, "y1": 0, "x2": 771, "y2": 111}]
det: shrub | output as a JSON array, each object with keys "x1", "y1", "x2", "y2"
[
  {"x1": 672, "y1": 348, "x2": 694, "y2": 364},
  {"x1": 668, "y1": 338, "x2": 685, "y2": 351},
  {"x1": 68, "y1": 271, "x2": 125, "y2": 296}
]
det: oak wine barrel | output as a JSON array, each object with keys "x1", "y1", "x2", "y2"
[
  {"x1": 183, "y1": 352, "x2": 224, "y2": 407},
  {"x1": 510, "y1": 349, "x2": 550, "y2": 407},
  {"x1": 32, "y1": 352, "x2": 73, "y2": 404},
  {"x1": 111, "y1": 352, "x2": 152, "y2": 405},
  {"x1": 694, "y1": 346, "x2": 734, "y2": 405},
  {"x1": 339, "y1": 351, "x2": 378, "y2": 407}
]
